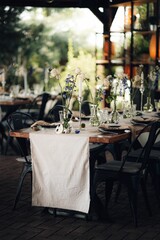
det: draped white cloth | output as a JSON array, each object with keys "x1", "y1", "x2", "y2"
[{"x1": 30, "y1": 130, "x2": 90, "y2": 213}]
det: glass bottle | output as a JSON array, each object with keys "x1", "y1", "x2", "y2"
[
  {"x1": 89, "y1": 104, "x2": 100, "y2": 127},
  {"x1": 143, "y1": 96, "x2": 154, "y2": 112}
]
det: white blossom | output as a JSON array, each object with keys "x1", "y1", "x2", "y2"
[
  {"x1": 79, "y1": 72, "x2": 86, "y2": 81},
  {"x1": 74, "y1": 67, "x2": 82, "y2": 75},
  {"x1": 50, "y1": 68, "x2": 61, "y2": 79}
]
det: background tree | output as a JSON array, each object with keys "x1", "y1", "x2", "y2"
[
  {"x1": 0, "y1": 7, "x2": 101, "y2": 93},
  {"x1": 0, "y1": 7, "x2": 24, "y2": 66}
]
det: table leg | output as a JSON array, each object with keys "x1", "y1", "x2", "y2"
[{"x1": 88, "y1": 144, "x2": 107, "y2": 220}]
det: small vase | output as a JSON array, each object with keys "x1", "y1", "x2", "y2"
[
  {"x1": 143, "y1": 96, "x2": 154, "y2": 112},
  {"x1": 109, "y1": 99, "x2": 120, "y2": 124},
  {"x1": 89, "y1": 104, "x2": 100, "y2": 127},
  {"x1": 63, "y1": 118, "x2": 71, "y2": 133},
  {"x1": 59, "y1": 108, "x2": 72, "y2": 133}
]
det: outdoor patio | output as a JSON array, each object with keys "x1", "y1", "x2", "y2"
[{"x1": 1, "y1": 152, "x2": 160, "y2": 240}]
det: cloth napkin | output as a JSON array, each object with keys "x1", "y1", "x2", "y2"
[
  {"x1": 31, "y1": 120, "x2": 58, "y2": 128},
  {"x1": 30, "y1": 131, "x2": 90, "y2": 213}
]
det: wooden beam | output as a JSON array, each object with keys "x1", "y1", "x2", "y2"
[
  {"x1": 89, "y1": 7, "x2": 105, "y2": 23},
  {"x1": 0, "y1": 0, "x2": 110, "y2": 8}
]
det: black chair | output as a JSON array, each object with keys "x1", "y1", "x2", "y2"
[
  {"x1": 126, "y1": 146, "x2": 160, "y2": 205},
  {"x1": 148, "y1": 149, "x2": 160, "y2": 204},
  {"x1": 45, "y1": 104, "x2": 72, "y2": 123},
  {"x1": 81, "y1": 101, "x2": 91, "y2": 116},
  {"x1": 153, "y1": 140, "x2": 160, "y2": 150},
  {"x1": 4, "y1": 93, "x2": 51, "y2": 155},
  {"x1": 92, "y1": 121, "x2": 160, "y2": 227},
  {"x1": 27, "y1": 92, "x2": 51, "y2": 120},
  {"x1": 0, "y1": 122, "x2": 6, "y2": 154},
  {"x1": 7, "y1": 111, "x2": 35, "y2": 209}
]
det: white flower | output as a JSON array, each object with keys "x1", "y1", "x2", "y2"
[
  {"x1": 111, "y1": 79, "x2": 119, "y2": 95},
  {"x1": 132, "y1": 75, "x2": 141, "y2": 88},
  {"x1": 106, "y1": 75, "x2": 113, "y2": 83},
  {"x1": 148, "y1": 71, "x2": 156, "y2": 82},
  {"x1": 15, "y1": 66, "x2": 26, "y2": 77},
  {"x1": 50, "y1": 68, "x2": 61, "y2": 79},
  {"x1": 116, "y1": 73, "x2": 128, "y2": 80},
  {"x1": 79, "y1": 72, "x2": 86, "y2": 81},
  {"x1": 74, "y1": 67, "x2": 82, "y2": 75}
]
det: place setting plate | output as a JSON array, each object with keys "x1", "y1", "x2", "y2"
[
  {"x1": 98, "y1": 124, "x2": 129, "y2": 135},
  {"x1": 131, "y1": 117, "x2": 157, "y2": 125}
]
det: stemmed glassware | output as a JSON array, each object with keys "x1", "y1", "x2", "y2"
[
  {"x1": 140, "y1": 72, "x2": 144, "y2": 112},
  {"x1": 78, "y1": 96, "x2": 83, "y2": 129},
  {"x1": 0, "y1": 68, "x2": 6, "y2": 99}
]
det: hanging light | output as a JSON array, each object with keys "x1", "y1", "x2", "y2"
[{"x1": 149, "y1": 33, "x2": 160, "y2": 60}]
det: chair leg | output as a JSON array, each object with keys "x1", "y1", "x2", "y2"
[
  {"x1": 0, "y1": 123, "x2": 5, "y2": 154},
  {"x1": 13, "y1": 163, "x2": 32, "y2": 210},
  {"x1": 126, "y1": 177, "x2": 138, "y2": 227},
  {"x1": 89, "y1": 192, "x2": 105, "y2": 220},
  {"x1": 4, "y1": 135, "x2": 11, "y2": 155},
  {"x1": 4, "y1": 135, "x2": 20, "y2": 155},
  {"x1": 114, "y1": 183, "x2": 122, "y2": 203},
  {"x1": 0, "y1": 135, "x2": 3, "y2": 154},
  {"x1": 149, "y1": 165, "x2": 160, "y2": 206},
  {"x1": 152, "y1": 174, "x2": 160, "y2": 205},
  {"x1": 140, "y1": 177, "x2": 152, "y2": 216},
  {"x1": 105, "y1": 180, "x2": 114, "y2": 208},
  {"x1": 90, "y1": 177, "x2": 105, "y2": 220}
]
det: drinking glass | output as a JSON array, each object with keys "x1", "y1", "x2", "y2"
[{"x1": 98, "y1": 109, "x2": 108, "y2": 124}]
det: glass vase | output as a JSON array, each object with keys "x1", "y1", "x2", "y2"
[
  {"x1": 89, "y1": 104, "x2": 100, "y2": 127},
  {"x1": 143, "y1": 96, "x2": 154, "y2": 112},
  {"x1": 63, "y1": 118, "x2": 71, "y2": 133},
  {"x1": 109, "y1": 98, "x2": 120, "y2": 124},
  {"x1": 59, "y1": 108, "x2": 72, "y2": 133}
]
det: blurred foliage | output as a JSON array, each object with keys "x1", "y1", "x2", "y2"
[
  {"x1": 133, "y1": 34, "x2": 149, "y2": 55},
  {"x1": 0, "y1": 7, "x2": 24, "y2": 66},
  {"x1": 48, "y1": 38, "x2": 96, "y2": 96},
  {"x1": 0, "y1": 7, "x2": 99, "y2": 93}
]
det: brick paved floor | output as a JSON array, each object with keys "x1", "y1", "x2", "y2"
[{"x1": 1, "y1": 154, "x2": 160, "y2": 240}]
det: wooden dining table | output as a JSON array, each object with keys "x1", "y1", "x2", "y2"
[
  {"x1": 0, "y1": 98, "x2": 31, "y2": 106},
  {"x1": 9, "y1": 124, "x2": 132, "y2": 143},
  {"x1": 9, "y1": 119, "x2": 146, "y2": 220},
  {"x1": 0, "y1": 97, "x2": 32, "y2": 121},
  {"x1": 9, "y1": 123, "x2": 131, "y2": 214},
  {"x1": 9, "y1": 111, "x2": 160, "y2": 220}
]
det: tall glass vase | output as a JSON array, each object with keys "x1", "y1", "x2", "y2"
[
  {"x1": 109, "y1": 98, "x2": 120, "y2": 124},
  {"x1": 89, "y1": 104, "x2": 100, "y2": 127}
]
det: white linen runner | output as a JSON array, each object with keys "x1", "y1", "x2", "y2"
[{"x1": 30, "y1": 130, "x2": 90, "y2": 213}]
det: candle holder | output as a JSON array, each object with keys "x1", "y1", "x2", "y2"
[
  {"x1": 0, "y1": 69, "x2": 6, "y2": 99},
  {"x1": 140, "y1": 87, "x2": 144, "y2": 112},
  {"x1": 2, "y1": 80, "x2": 6, "y2": 96},
  {"x1": 140, "y1": 71, "x2": 144, "y2": 112},
  {"x1": 78, "y1": 96, "x2": 82, "y2": 129},
  {"x1": 23, "y1": 71, "x2": 28, "y2": 97}
]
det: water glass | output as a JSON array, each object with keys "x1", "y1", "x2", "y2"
[
  {"x1": 154, "y1": 100, "x2": 160, "y2": 112},
  {"x1": 131, "y1": 104, "x2": 137, "y2": 117},
  {"x1": 10, "y1": 85, "x2": 20, "y2": 97},
  {"x1": 98, "y1": 109, "x2": 108, "y2": 124}
]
